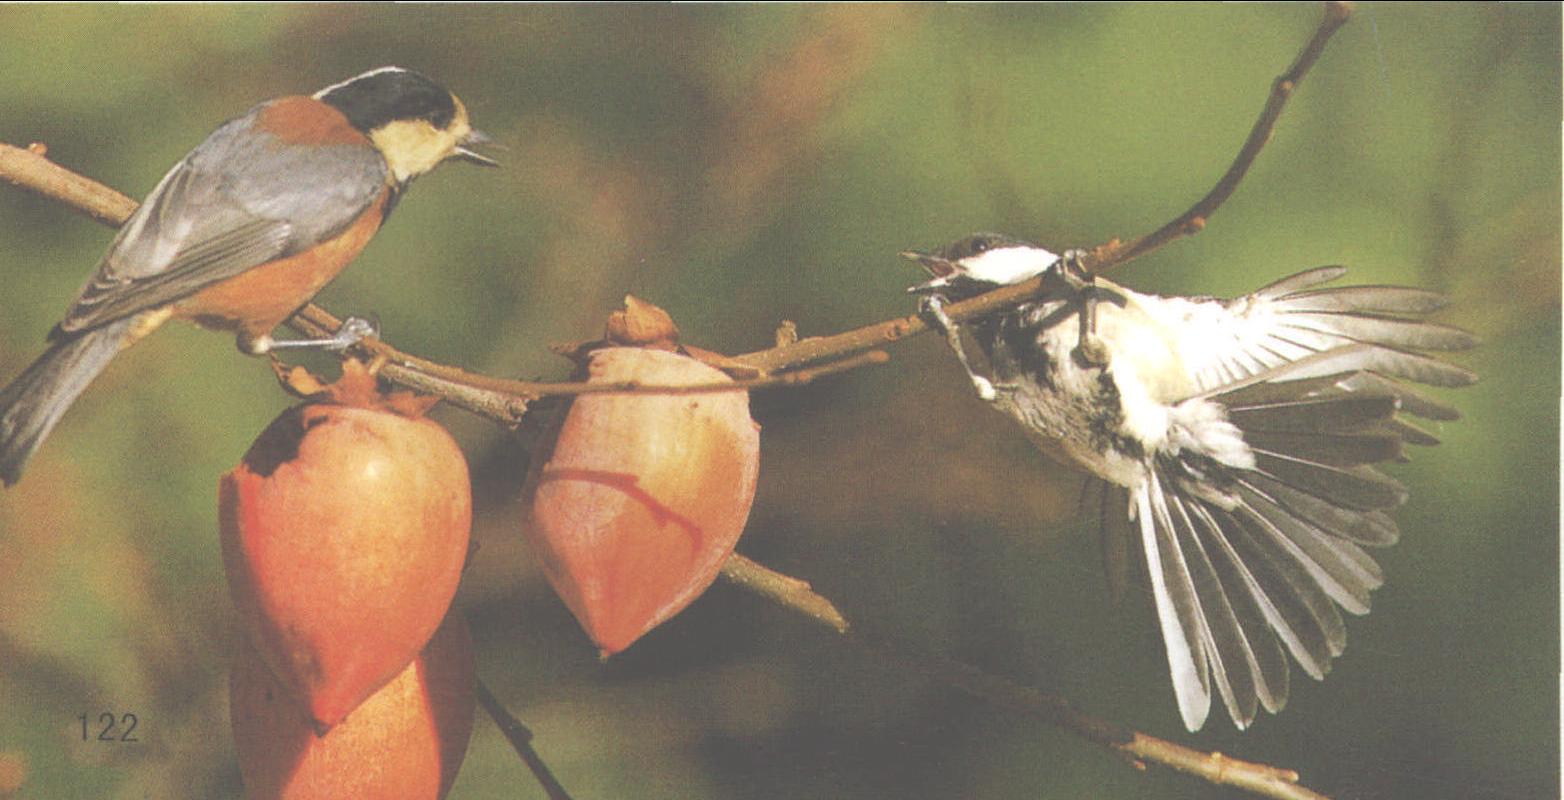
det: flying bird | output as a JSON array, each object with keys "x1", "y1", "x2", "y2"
[{"x1": 905, "y1": 233, "x2": 1476, "y2": 730}]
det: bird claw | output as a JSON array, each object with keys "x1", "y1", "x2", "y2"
[
  {"x1": 917, "y1": 295, "x2": 956, "y2": 332},
  {"x1": 919, "y1": 294, "x2": 1007, "y2": 402},
  {"x1": 324, "y1": 315, "x2": 380, "y2": 351},
  {"x1": 919, "y1": 295, "x2": 994, "y2": 398},
  {"x1": 1054, "y1": 248, "x2": 1092, "y2": 289},
  {"x1": 261, "y1": 315, "x2": 380, "y2": 352},
  {"x1": 1054, "y1": 249, "x2": 1110, "y2": 368}
]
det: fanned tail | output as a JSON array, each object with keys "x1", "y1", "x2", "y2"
[{"x1": 1135, "y1": 362, "x2": 1469, "y2": 729}]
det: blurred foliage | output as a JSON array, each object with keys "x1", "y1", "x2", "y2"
[{"x1": 0, "y1": 4, "x2": 1557, "y2": 799}]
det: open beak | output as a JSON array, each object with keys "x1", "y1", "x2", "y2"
[
  {"x1": 454, "y1": 128, "x2": 500, "y2": 167},
  {"x1": 901, "y1": 250, "x2": 957, "y2": 293}
]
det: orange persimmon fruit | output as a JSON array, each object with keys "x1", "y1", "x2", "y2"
[
  {"x1": 230, "y1": 613, "x2": 475, "y2": 800},
  {"x1": 220, "y1": 362, "x2": 471, "y2": 729},
  {"x1": 528, "y1": 347, "x2": 761, "y2": 655}
]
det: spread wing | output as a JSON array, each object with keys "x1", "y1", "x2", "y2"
[
  {"x1": 1093, "y1": 371, "x2": 1435, "y2": 730},
  {"x1": 1105, "y1": 268, "x2": 1476, "y2": 731},
  {"x1": 59, "y1": 104, "x2": 388, "y2": 334},
  {"x1": 1147, "y1": 267, "x2": 1478, "y2": 397}
]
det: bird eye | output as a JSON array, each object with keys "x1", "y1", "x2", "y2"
[{"x1": 968, "y1": 236, "x2": 991, "y2": 255}]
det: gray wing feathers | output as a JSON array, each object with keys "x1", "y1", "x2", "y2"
[
  {"x1": 1243, "y1": 430, "x2": 1403, "y2": 466},
  {"x1": 1221, "y1": 503, "x2": 1345, "y2": 676},
  {"x1": 1279, "y1": 313, "x2": 1476, "y2": 352},
  {"x1": 1335, "y1": 371, "x2": 1461, "y2": 421},
  {"x1": 0, "y1": 317, "x2": 139, "y2": 485},
  {"x1": 1138, "y1": 268, "x2": 1474, "y2": 728},
  {"x1": 1250, "y1": 266, "x2": 1347, "y2": 298},
  {"x1": 1185, "y1": 501, "x2": 1290, "y2": 714},
  {"x1": 1234, "y1": 483, "x2": 1383, "y2": 612},
  {"x1": 1189, "y1": 268, "x2": 1478, "y2": 395},
  {"x1": 1293, "y1": 345, "x2": 1476, "y2": 388},
  {"x1": 1250, "y1": 454, "x2": 1407, "y2": 511},
  {"x1": 59, "y1": 104, "x2": 386, "y2": 333},
  {"x1": 1226, "y1": 391, "x2": 1400, "y2": 434},
  {"x1": 191, "y1": 113, "x2": 386, "y2": 226},
  {"x1": 1277, "y1": 285, "x2": 1450, "y2": 314},
  {"x1": 1239, "y1": 472, "x2": 1401, "y2": 546}
]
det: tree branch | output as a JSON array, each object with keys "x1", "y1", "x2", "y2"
[
  {"x1": 294, "y1": 303, "x2": 888, "y2": 401},
  {"x1": 0, "y1": 4, "x2": 1352, "y2": 390},
  {"x1": 0, "y1": 9, "x2": 1351, "y2": 797},
  {"x1": 475, "y1": 676, "x2": 575, "y2": 800},
  {"x1": 731, "y1": 0, "x2": 1354, "y2": 374},
  {"x1": 1081, "y1": 1, "x2": 1354, "y2": 272},
  {"x1": 0, "y1": 141, "x2": 137, "y2": 225},
  {"x1": 717, "y1": 555, "x2": 1331, "y2": 800},
  {"x1": 0, "y1": 145, "x2": 1338, "y2": 797}
]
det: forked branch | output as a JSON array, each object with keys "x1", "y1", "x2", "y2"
[
  {"x1": 0, "y1": 6, "x2": 1352, "y2": 798},
  {"x1": 734, "y1": 1, "x2": 1354, "y2": 374}
]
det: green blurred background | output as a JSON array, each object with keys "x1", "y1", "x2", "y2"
[{"x1": 0, "y1": 4, "x2": 1556, "y2": 799}]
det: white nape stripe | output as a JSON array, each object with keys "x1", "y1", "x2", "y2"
[
  {"x1": 312, "y1": 66, "x2": 411, "y2": 99},
  {"x1": 959, "y1": 245, "x2": 1059, "y2": 286}
]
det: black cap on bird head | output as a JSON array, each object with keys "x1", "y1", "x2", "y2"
[
  {"x1": 315, "y1": 67, "x2": 457, "y2": 132},
  {"x1": 314, "y1": 66, "x2": 498, "y2": 181}
]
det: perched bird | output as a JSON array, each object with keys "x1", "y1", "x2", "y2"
[
  {"x1": 905, "y1": 233, "x2": 1476, "y2": 731},
  {"x1": 0, "y1": 66, "x2": 496, "y2": 485}
]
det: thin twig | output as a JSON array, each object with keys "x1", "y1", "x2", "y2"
[
  {"x1": 475, "y1": 677, "x2": 575, "y2": 800},
  {"x1": 732, "y1": 1, "x2": 1354, "y2": 373},
  {"x1": 0, "y1": 4, "x2": 1350, "y2": 391},
  {"x1": 1081, "y1": 0, "x2": 1355, "y2": 272},
  {"x1": 717, "y1": 555, "x2": 1331, "y2": 800},
  {"x1": 290, "y1": 305, "x2": 534, "y2": 423},
  {"x1": 721, "y1": 554, "x2": 850, "y2": 634},
  {"x1": 0, "y1": 144, "x2": 888, "y2": 402},
  {"x1": 297, "y1": 303, "x2": 889, "y2": 400},
  {"x1": 0, "y1": 10, "x2": 1351, "y2": 797},
  {"x1": 0, "y1": 141, "x2": 136, "y2": 226},
  {"x1": 1123, "y1": 735, "x2": 1328, "y2": 800}
]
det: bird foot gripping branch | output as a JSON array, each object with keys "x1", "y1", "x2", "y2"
[
  {"x1": 1053, "y1": 248, "x2": 1111, "y2": 368},
  {"x1": 250, "y1": 314, "x2": 380, "y2": 354}
]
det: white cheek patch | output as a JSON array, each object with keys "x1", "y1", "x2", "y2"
[{"x1": 958, "y1": 246, "x2": 1060, "y2": 286}]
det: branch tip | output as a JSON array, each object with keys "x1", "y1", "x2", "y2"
[{"x1": 0, "y1": 10, "x2": 1355, "y2": 796}]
